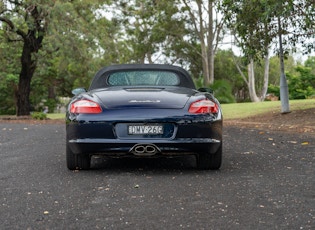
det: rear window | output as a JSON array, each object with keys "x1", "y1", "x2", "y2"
[{"x1": 107, "y1": 71, "x2": 180, "y2": 86}]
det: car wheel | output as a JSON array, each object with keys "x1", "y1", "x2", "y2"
[
  {"x1": 66, "y1": 144, "x2": 91, "y2": 170},
  {"x1": 197, "y1": 144, "x2": 222, "y2": 170}
]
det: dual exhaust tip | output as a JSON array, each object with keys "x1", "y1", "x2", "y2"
[{"x1": 130, "y1": 144, "x2": 160, "y2": 156}]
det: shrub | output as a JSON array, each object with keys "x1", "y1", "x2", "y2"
[
  {"x1": 211, "y1": 80, "x2": 236, "y2": 104},
  {"x1": 193, "y1": 77, "x2": 236, "y2": 104},
  {"x1": 31, "y1": 112, "x2": 47, "y2": 120},
  {"x1": 267, "y1": 84, "x2": 280, "y2": 98}
]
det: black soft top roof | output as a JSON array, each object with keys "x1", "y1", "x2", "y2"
[{"x1": 89, "y1": 64, "x2": 196, "y2": 90}]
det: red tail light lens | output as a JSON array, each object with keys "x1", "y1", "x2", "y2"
[
  {"x1": 189, "y1": 99, "x2": 219, "y2": 114},
  {"x1": 70, "y1": 99, "x2": 102, "y2": 114}
]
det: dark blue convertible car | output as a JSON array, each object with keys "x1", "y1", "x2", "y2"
[{"x1": 66, "y1": 64, "x2": 222, "y2": 170}]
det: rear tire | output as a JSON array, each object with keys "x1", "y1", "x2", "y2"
[
  {"x1": 66, "y1": 144, "x2": 91, "y2": 170},
  {"x1": 197, "y1": 144, "x2": 222, "y2": 170}
]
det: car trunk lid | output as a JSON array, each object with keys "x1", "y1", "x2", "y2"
[{"x1": 92, "y1": 87, "x2": 195, "y2": 109}]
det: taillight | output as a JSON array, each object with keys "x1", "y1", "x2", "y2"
[
  {"x1": 70, "y1": 99, "x2": 102, "y2": 114},
  {"x1": 189, "y1": 99, "x2": 219, "y2": 114}
]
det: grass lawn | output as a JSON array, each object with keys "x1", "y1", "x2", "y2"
[
  {"x1": 47, "y1": 99, "x2": 314, "y2": 120},
  {"x1": 47, "y1": 113, "x2": 65, "y2": 120},
  {"x1": 221, "y1": 99, "x2": 314, "y2": 120}
]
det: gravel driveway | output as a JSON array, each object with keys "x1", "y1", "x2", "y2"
[{"x1": 0, "y1": 122, "x2": 314, "y2": 229}]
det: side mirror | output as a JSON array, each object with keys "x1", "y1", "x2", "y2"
[
  {"x1": 72, "y1": 88, "x2": 86, "y2": 96},
  {"x1": 198, "y1": 87, "x2": 213, "y2": 94}
]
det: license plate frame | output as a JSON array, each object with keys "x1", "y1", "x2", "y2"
[{"x1": 128, "y1": 125, "x2": 164, "y2": 135}]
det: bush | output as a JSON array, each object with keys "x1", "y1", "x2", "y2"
[
  {"x1": 287, "y1": 69, "x2": 315, "y2": 99},
  {"x1": 46, "y1": 99, "x2": 58, "y2": 113},
  {"x1": 211, "y1": 80, "x2": 236, "y2": 104},
  {"x1": 267, "y1": 84, "x2": 280, "y2": 98},
  {"x1": 31, "y1": 112, "x2": 47, "y2": 120},
  {"x1": 193, "y1": 77, "x2": 236, "y2": 104}
]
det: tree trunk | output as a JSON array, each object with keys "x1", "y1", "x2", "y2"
[
  {"x1": 233, "y1": 50, "x2": 270, "y2": 102},
  {"x1": 208, "y1": 46, "x2": 215, "y2": 84},
  {"x1": 278, "y1": 16, "x2": 290, "y2": 113},
  {"x1": 12, "y1": 5, "x2": 45, "y2": 116},
  {"x1": 16, "y1": 41, "x2": 37, "y2": 116},
  {"x1": 260, "y1": 51, "x2": 270, "y2": 101},
  {"x1": 207, "y1": 0, "x2": 214, "y2": 84},
  {"x1": 247, "y1": 59, "x2": 260, "y2": 102},
  {"x1": 196, "y1": 0, "x2": 210, "y2": 86},
  {"x1": 182, "y1": 0, "x2": 222, "y2": 86},
  {"x1": 201, "y1": 45, "x2": 210, "y2": 85}
]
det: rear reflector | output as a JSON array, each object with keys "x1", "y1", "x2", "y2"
[
  {"x1": 70, "y1": 99, "x2": 102, "y2": 114},
  {"x1": 189, "y1": 99, "x2": 219, "y2": 114}
]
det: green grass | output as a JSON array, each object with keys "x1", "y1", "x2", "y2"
[
  {"x1": 46, "y1": 99, "x2": 314, "y2": 120},
  {"x1": 47, "y1": 113, "x2": 65, "y2": 120},
  {"x1": 221, "y1": 99, "x2": 315, "y2": 120}
]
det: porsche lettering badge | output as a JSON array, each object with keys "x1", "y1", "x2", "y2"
[{"x1": 129, "y1": 100, "x2": 161, "y2": 103}]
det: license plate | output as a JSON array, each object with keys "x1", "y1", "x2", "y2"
[{"x1": 128, "y1": 125, "x2": 163, "y2": 135}]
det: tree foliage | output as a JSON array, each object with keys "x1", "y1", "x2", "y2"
[
  {"x1": 0, "y1": 29, "x2": 21, "y2": 114},
  {"x1": 0, "y1": 0, "x2": 314, "y2": 115},
  {"x1": 0, "y1": 0, "x2": 55, "y2": 115},
  {"x1": 111, "y1": 0, "x2": 185, "y2": 64},
  {"x1": 268, "y1": 58, "x2": 315, "y2": 100},
  {"x1": 222, "y1": 0, "x2": 315, "y2": 59},
  {"x1": 221, "y1": 0, "x2": 315, "y2": 111},
  {"x1": 0, "y1": 0, "x2": 119, "y2": 115},
  {"x1": 287, "y1": 66, "x2": 315, "y2": 99}
]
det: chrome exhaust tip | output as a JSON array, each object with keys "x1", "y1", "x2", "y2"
[
  {"x1": 134, "y1": 145, "x2": 145, "y2": 154},
  {"x1": 130, "y1": 144, "x2": 160, "y2": 156}
]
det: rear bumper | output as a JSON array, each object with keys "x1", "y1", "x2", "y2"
[
  {"x1": 66, "y1": 115, "x2": 222, "y2": 156},
  {"x1": 68, "y1": 137, "x2": 222, "y2": 156}
]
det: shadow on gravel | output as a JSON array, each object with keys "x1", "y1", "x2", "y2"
[{"x1": 90, "y1": 155, "x2": 198, "y2": 172}]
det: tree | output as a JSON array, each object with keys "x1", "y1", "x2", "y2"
[
  {"x1": 0, "y1": 29, "x2": 21, "y2": 114},
  {"x1": 0, "y1": 0, "x2": 116, "y2": 115},
  {"x1": 178, "y1": 0, "x2": 225, "y2": 85},
  {"x1": 112, "y1": 0, "x2": 226, "y2": 84},
  {"x1": 304, "y1": 56, "x2": 315, "y2": 76},
  {"x1": 232, "y1": 54, "x2": 270, "y2": 102},
  {"x1": 221, "y1": 1, "x2": 273, "y2": 102},
  {"x1": 111, "y1": 0, "x2": 187, "y2": 64},
  {"x1": 222, "y1": 0, "x2": 315, "y2": 112},
  {"x1": 213, "y1": 49, "x2": 246, "y2": 100},
  {"x1": 0, "y1": 1, "x2": 54, "y2": 115}
]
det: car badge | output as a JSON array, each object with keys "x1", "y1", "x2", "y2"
[{"x1": 129, "y1": 100, "x2": 161, "y2": 103}]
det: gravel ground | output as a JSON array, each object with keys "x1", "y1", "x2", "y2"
[{"x1": 0, "y1": 121, "x2": 314, "y2": 229}]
